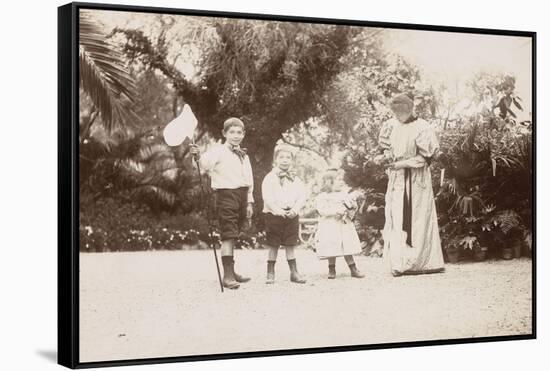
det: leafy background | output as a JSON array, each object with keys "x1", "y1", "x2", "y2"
[{"x1": 79, "y1": 10, "x2": 532, "y2": 262}]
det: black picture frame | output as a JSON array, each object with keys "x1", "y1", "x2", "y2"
[{"x1": 58, "y1": 2, "x2": 536, "y2": 368}]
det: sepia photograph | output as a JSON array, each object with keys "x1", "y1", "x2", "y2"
[{"x1": 68, "y1": 3, "x2": 534, "y2": 366}]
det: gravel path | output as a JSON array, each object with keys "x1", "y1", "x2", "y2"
[{"x1": 79, "y1": 250, "x2": 532, "y2": 362}]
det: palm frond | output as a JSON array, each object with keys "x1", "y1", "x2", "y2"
[
  {"x1": 79, "y1": 12, "x2": 138, "y2": 131},
  {"x1": 459, "y1": 235, "x2": 478, "y2": 250},
  {"x1": 133, "y1": 185, "x2": 176, "y2": 206},
  {"x1": 487, "y1": 210, "x2": 522, "y2": 234},
  {"x1": 116, "y1": 159, "x2": 145, "y2": 174},
  {"x1": 138, "y1": 143, "x2": 169, "y2": 162}
]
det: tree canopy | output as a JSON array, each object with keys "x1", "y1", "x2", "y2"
[{"x1": 111, "y1": 16, "x2": 363, "y2": 212}]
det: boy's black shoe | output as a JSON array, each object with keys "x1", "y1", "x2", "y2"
[
  {"x1": 288, "y1": 259, "x2": 306, "y2": 284},
  {"x1": 348, "y1": 264, "x2": 365, "y2": 278},
  {"x1": 223, "y1": 279, "x2": 240, "y2": 289},
  {"x1": 221, "y1": 256, "x2": 240, "y2": 289},
  {"x1": 231, "y1": 259, "x2": 251, "y2": 283},
  {"x1": 234, "y1": 272, "x2": 251, "y2": 283}
]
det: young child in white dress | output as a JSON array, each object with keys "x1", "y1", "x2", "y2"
[{"x1": 314, "y1": 169, "x2": 365, "y2": 279}]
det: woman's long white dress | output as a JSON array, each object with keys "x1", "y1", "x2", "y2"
[{"x1": 378, "y1": 117, "x2": 445, "y2": 276}]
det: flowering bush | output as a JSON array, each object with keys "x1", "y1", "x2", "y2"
[
  {"x1": 80, "y1": 225, "x2": 208, "y2": 252},
  {"x1": 80, "y1": 198, "x2": 205, "y2": 251},
  {"x1": 79, "y1": 197, "x2": 274, "y2": 251}
]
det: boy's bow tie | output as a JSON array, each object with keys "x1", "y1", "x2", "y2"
[
  {"x1": 277, "y1": 170, "x2": 294, "y2": 185},
  {"x1": 230, "y1": 145, "x2": 247, "y2": 160}
]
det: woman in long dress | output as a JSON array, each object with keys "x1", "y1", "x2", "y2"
[{"x1": 378, "y1": 94, "x2": 445, "y2": 276}]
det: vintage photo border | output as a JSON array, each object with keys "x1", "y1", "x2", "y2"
[{"x1": 58, "y1": 2, "x2": 537, "y2": 368}]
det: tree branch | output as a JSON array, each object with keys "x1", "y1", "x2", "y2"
[
  {"x1": 112, "y1": 28, "x2": 203, "y2": 107},
  {"x1": 280, "y1": 138, "x2": 330, "y2": 163}
]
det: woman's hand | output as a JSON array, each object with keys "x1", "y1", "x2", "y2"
[
  {"x1": 374, "y1": 150, "x2": 392, "y2": 166},
  {"x1": 285, "y1": 209, "x2": 297, "y2": 219},
  {"x1": 389, "y1": 160, "x2": 407, "y2": 170}
]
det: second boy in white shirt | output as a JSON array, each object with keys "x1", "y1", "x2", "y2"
[{"x1": 262, "y1": 144, "x2": 308, "y2": 284}]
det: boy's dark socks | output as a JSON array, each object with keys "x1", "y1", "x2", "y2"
[
  {"x1": 328, "y1": 264, "x2": 336, "y2": 279},
  {"x1": 266, "y1": 261, "x2": 276, "y2": 284}
]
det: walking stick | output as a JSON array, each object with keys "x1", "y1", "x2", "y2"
[
  {"x1": 192, "y1": 140, "x2": 224, "y2": 293},
  {"x1": 163, "y1": 104, "x2": 223, "y2": 292}
]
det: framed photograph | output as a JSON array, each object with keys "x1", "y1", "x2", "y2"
[{"x1": 58, "y1": 1, "x2": 536, "y2": 368}]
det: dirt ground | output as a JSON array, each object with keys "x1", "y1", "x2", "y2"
[{"x1": 79, "y1": 249, "x2": 532, "y2": 363}]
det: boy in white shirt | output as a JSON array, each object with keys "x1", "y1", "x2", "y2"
[
  {"x1": 190, "y1": 118, "x2": 254, "y2": 290},
  {"x1": 262, "y1": 144, "x2": 308, "y2": 284}
]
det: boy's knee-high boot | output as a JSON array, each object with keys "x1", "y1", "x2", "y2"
[
  {"x1": 266, "y1": 260, "x2": 276, "y2": 284},
  {"x1": 221, "y1": 256, "x2": 240, "y2": 289},
  {"x1": 288, "y1": 259, "x2": 306, "y2": 284},
  {"x1": 231, "y1": 257, "x2": 251, "y2": 283},
  {"x1": 348, "y1": 263, "x2": 365, "y2": 278}
]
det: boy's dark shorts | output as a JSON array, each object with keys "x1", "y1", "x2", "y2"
[
  {"x1": 264, "y1": 212, "x2": 300, "y2": 247},
  {"x1": 215, "y1": 188, "x2": 248, "y2": 240}
]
